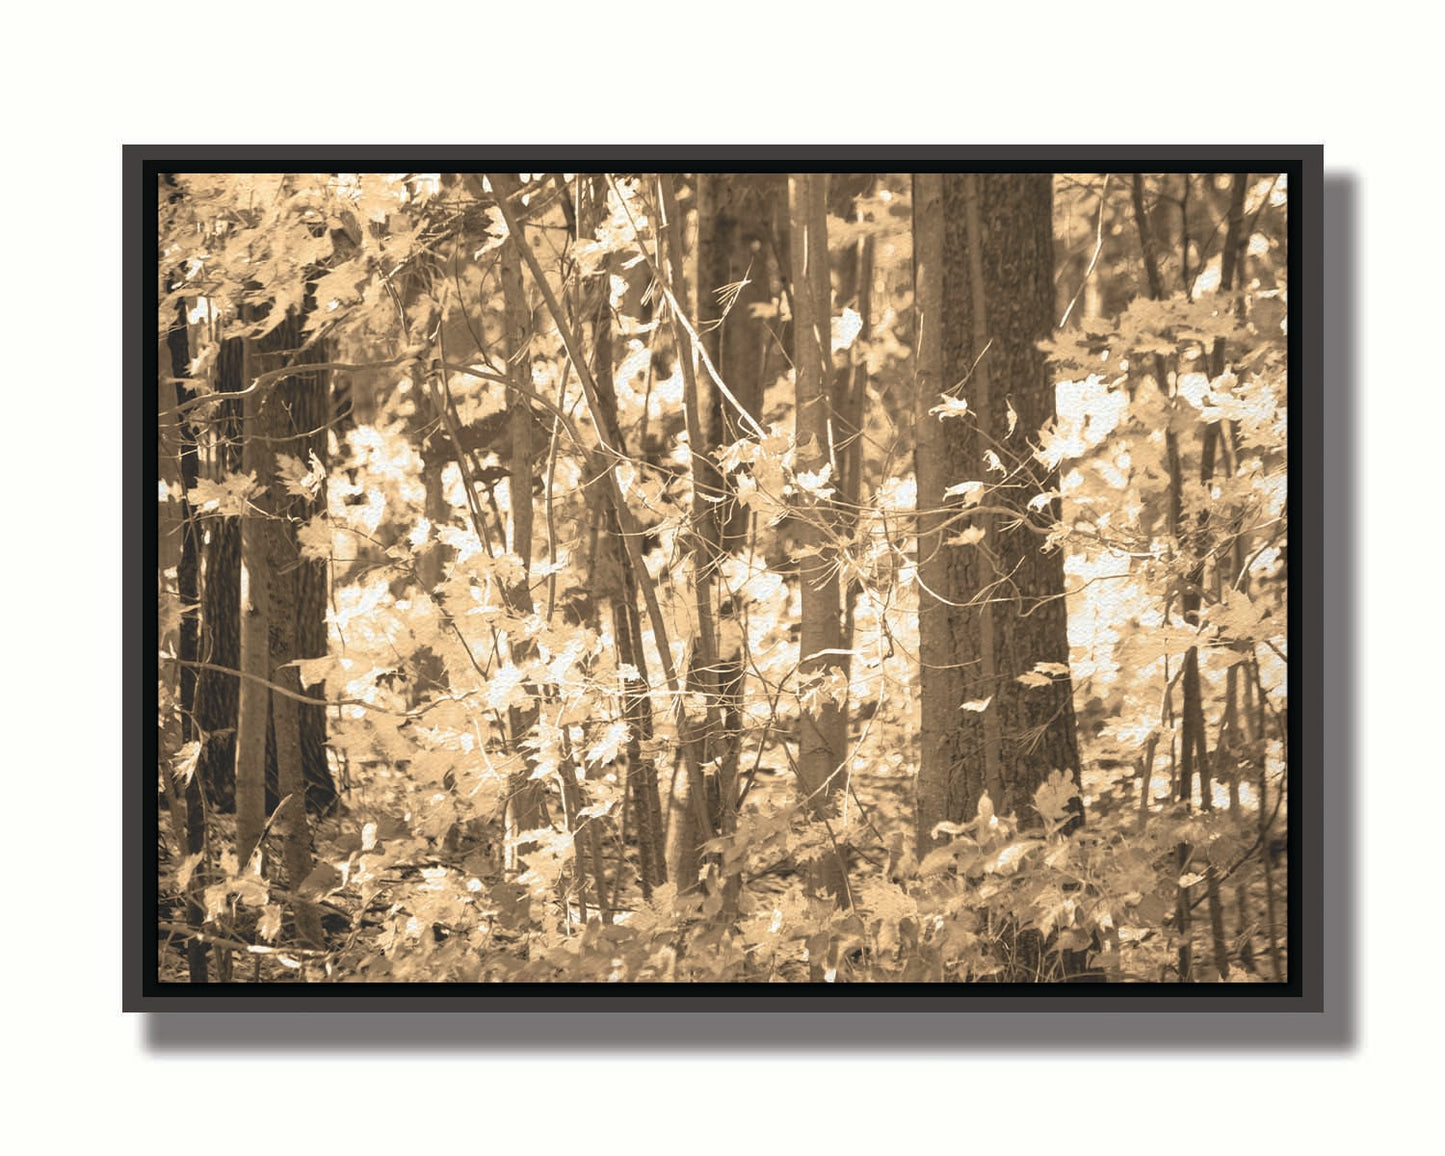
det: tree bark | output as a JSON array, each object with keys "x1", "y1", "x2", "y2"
[
  {"x1": 165, "y1": 297, "x2": 209, "y2": 982},
  {"x1": 829, "y1": 177, "x2": 874, "y2": 692},
  {"x1": 491, "y1": 172, "x2": 549, "y2": 870},
  {"x1": 235, "y1": 339, "x2": 271, "y2": 867},
  {"x1": 914, "y1": 173, "x2": 1082, "y2": 854},
  {"x1": 195, "y1": 337, "x2": 245, "y2": 812},
  {"x1": 788, "y1": 173, "x2": 849, "y2": 901},
  {"x1": 692, "y1": 173, "x2": 783, "y2": 892}
]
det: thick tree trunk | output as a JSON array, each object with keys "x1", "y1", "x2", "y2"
[
  {"x1": 253, "y1": 319, "x2": 329, "y2": 942},
  {"x1": 265, "y1": 312, "x2": 337, "y2": 817},
  {"x1": 195, "y1": 338, "x2": 245, "y2": 812},
  {"x1": 914, "y1": 173, "x2": 1082, "y2": 854},
  {"x1": 698, "y1": 174, "x2": 781, "y2": 549},
  {"x1": 695, "y1": 174, "x2": 784, "y2": 871}
]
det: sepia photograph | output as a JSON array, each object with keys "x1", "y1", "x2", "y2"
[{"x1": 133, "y1": 153, "x2": 1309, "y2": 1001}]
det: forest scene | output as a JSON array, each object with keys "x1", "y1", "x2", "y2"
[{"x1": 153, "y1": 167, "x2": 1290, "y2": 985}]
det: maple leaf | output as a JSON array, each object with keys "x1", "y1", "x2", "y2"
[
  {"x1": 791, "y1": 459, "x2": 838, "y2": 497},
  {"x1": 274, "y1": 451, "x2": 325, "y2": 497},
  {"x1": 174, "y1": 852, "x2": 204, "y2": 892},
  {"x1": 929, "y1": 394, "x2": 970, "y2": 419},
  {"x1": 585, "y1": 721, "x2": 629, "y2": 767},
  {"x1": 1033, "y1": 770, "x2": 1079, "y2": 825},
  {"x1": 287, "y1": 655, "x2": 336, "y2": 689},
  {"x1": 576, "y1": 798, "x2": 617, "y2": 822},
  {"x1": 258, "y1": 905, "x2": 284, "y2": 942},
  {"x1": 170, "y1": 741, "x2": 200, "y2": 787},
  {"x1": 945, "y1": 526, "x2": 986, "y2": 547},
  {"x1": 485, "y1": 664, "x2": 528, "y2": 712},
  {"x1": 943, "y1": 481, "x2": 983, "y2": 505},
  {"x1": 186, "y1": 472, "x2": 263, "y2": 516}
]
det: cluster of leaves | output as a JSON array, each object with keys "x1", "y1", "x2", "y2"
[{"x1": 177, "y1": 760, "x2": 1256, "y2": 984}]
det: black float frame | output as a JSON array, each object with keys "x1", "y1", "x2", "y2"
[{"x1": 125, "y1": 146, "x2": 1326, "y2": 1019}]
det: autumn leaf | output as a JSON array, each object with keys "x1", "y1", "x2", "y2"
[
  {"x1": 287, "y1": 655, "x2": 338, "y2": 689},
  {"x1": 258, "y1": 905, "x2": 284, "y2": 942},
  {"x1": 485, "y1": 664, "x2": 529, "y2": 712},
  {"x1": 943, "y1": 480, "x2": 984, "y2": 504},
  {"x1": 1033, "y1": 770, "x2": 1079, "y2": 825},
  {"x1": 929, "y1": 394, "x2": 970, "y2": 419},
  {"x1": 186, "y1": 472, "x2": 262, "y2": 516},
  {"x1": 585, "y1": 721, "x2": 629, "y2": 767},
  {"x1": 174, "y1": 852, "x2": 204, "y2": 892},
  {"x1": 296, "y1": 515, "x2": 332, "y2": 562},
  {"x1": 945, "y1": 526, "x2": 986, "y2": 547},
  {"x1": 794, "y1": 463, "x2": 834, "y2": 499}
]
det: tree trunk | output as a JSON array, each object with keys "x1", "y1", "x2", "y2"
[
  {"x1": 165, "y1": 297, "x2": 209, "y2": 983},
  {"x1": 585, "y1": 183, "x2": 668, "y2": 895},
  {"x1": 195, "y1": 337, "x2": 244, "y2": 813},
  {"x1": 914, "y1": 173, "x2": 1082, "y2": 853},
  {"x1": 491, "y1": 172, "x2": 549, "y2": 870},
  {"x1": 253, "y1": 318, "x2": 329, "y2": 943},
  {"x1": 788, "y1": 173, "x2": 849, "y2": 902},
  {"x1": 698, "y1": 173, "x2": 782, "y2": 549},
  {"x1": 696, "y1": 174, "x2": 784, "y2": 867},
  {"x1": 828, "y1": 175, "x2": 874, "y2": 693},
  {"x1": 235, "y1": 338, "x2": 271, "y2": 867},
  {"x1": 659, "y1": 175, "x2": 720, "y2": 892},
  {"x1": 264, "y1": 311, "x2": 337, "y2": 817}
]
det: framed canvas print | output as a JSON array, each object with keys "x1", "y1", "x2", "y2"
[{"x1": 126, "y1": 147, "x2": 1320, "y2": 1011}]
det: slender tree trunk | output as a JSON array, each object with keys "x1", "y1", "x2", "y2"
[
  {"x1": 588, "y1": 217, "x2": 668, "y2": 895},
  {"x1": 265, "y1": 481, "x2": 321, "y2": 945},
  {"x1": 913, "y1": 173, "x2": 949, "y2": 849},
  {"x1": 235, "y1": 339, "x2": 270, "y2": 867},
  {"x1": 658, "y1": 173, "x2": 737, "y2": 898},
  {"x1": 830, "y1": 176, "x2": 874, "y2": 692},
  {"x1": 788, "y1": 173, "x2": 849, "y2": 902},
  {"x1": 165, "y1": 299, "x2": 209, "y2": 982},
  {"x1": 491, "y1": 172, "x2": 549, "y2": 870}
]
